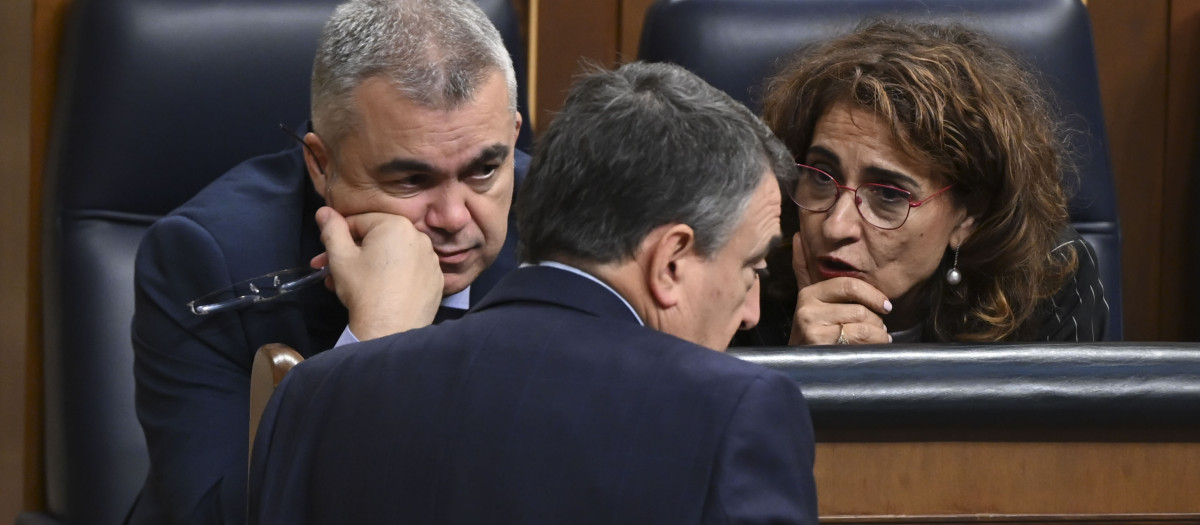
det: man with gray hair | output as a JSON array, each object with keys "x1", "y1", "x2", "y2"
[
  {"x1": 247, "y1": 61, "x2": 818, "y2": 524},
  {"x1": 129, "y1": 0, "x2": 526, "y2": 522}
]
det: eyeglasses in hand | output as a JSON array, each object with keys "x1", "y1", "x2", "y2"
[{"x1": 188, "y1": 266, "x2": 330, "y2": 316}]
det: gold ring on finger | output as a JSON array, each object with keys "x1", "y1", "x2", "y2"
[{"x1": 836, "y1": 324, "x2": 849, "y2": 345}]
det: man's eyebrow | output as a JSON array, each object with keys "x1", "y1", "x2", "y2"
[
  {"x1": 375, "y1": 158, "x2": 437, "y2": 175},
  {"x1": 459, "y1": 143, "x2": 510, "y2": 176},
  {"x1": 371, "y1": 143, "x2": 510, "y2": 177}
]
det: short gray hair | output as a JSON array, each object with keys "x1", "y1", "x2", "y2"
[
  {"x1": 311, "y1": 0, "x2": 517, "y2": 149},
  {"x1": 518, "y1": 61, "x2": 795, "y2": 264}
]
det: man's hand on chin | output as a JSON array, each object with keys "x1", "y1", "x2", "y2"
[{"x1": 313, "y1": 206, "x2": 444, "y2": 341}]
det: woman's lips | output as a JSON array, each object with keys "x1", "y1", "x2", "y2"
[{"x1": 816, "y1": 256, "x2": 864, "y2": 280}]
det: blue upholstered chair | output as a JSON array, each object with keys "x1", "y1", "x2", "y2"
[
  {"x1": 639, "y1": 0, "x2": 1123, "y2": 340},
  {"x1": 23, "y1": 0, "x2": 529, "y2": 523}
]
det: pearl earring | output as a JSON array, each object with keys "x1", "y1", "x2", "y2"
[{"x1": 946, "y1": 245, "x2": 962, "y2": 286}]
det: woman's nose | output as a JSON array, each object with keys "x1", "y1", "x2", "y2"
[{"x1": 821, "y1": 190, "x2": 864, "y2": 240}]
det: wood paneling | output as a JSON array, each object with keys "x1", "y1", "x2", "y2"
[
  {"x1": 1161, "y1": 0, "x2": 1200, "y2": 340},
  {"x1": 815, "y1": 441, "x2": 1200, "y2": 518},
  {"x1": 529, "y1": 0, "x2": 619, "y2": 132},
  {"x1": 528, "y1": 0, "x2": 653, "y2": 129},
  {"x1": 15, "y1": 0, "x2": 71, "y2": 517},
  {"x1": 619, "y1": 0, "x2": 656, "y2": 62},
  {"x1": 0, "y1": 0, "x2": 35, "y2": 518},
  {"x1": 1088, "y1": 0, "x2": 1169, "y2": 341}
]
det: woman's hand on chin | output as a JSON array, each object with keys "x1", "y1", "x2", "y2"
[{"x1": 789, "y1": 232, "x2": 893, "y2": 345}]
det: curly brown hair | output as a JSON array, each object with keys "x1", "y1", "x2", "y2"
[{"x1": 761, "y1": 20, "x2": 1077, "y2": 342}]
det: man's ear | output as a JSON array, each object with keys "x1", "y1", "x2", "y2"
[
  {"x1": 644, "y1": 223, "x2": 698, "y2": 309},
  {"x1": 303, "y1": 132, "x2": 331, "y2": 198},
  {"x1": 513, "y1": 112, "x2": 523, "y2": 139}
]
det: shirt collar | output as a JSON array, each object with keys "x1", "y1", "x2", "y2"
[{"x1": 441, "y1": 286, "x2": 470, "y2": 310}]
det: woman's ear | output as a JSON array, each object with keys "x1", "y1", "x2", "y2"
[
  {"x1": 949, "y1": 214, "x2": 977, "y2": 248},
  {"x1": 644, "y1": 223, "x2": 698, "y2": 309}
]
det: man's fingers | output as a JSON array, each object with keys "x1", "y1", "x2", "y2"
[
  {"x1": 315, "y1": 206, "x2": 357, "y2": 255},
  {"x1": 310, "y1": 252, "x2": 329, "y2": 270},
  {"x1": 342, "y1": 212, "x2": 417, "y2": 241},
  {"x1": 331, "y1": 211, "x2": 443, "y2": 341},
  {"x1": 309, "y1": 252, "x2": 335, "y2": 291}
]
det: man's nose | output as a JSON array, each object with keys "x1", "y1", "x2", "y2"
[
  {"x1": 739, "y1": 278, "x2": 763, "y2": 330},
  {"x1": 424, "y1": 186, "x2": 472, "y2": 234}
]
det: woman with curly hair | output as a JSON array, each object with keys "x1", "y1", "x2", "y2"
[{"x1": 745, "y1": 19, "x2": 1108, "y2": 345}]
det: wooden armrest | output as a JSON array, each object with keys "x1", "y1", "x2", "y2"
[{"x1": 249, "y1": 343, "x2": 304, "y2": 460}]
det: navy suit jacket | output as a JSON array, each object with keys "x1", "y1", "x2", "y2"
[
  {"x1": 248, "y1": 266, "x2": 819, "y2": 524},
  {"x1": 129, "y1": 144, "x2": 529, "y2": 524}
]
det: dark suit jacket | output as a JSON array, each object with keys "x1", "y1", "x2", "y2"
[
  {"x1": 248, "y1": 265, "x2": 819, "y2": 524},
  {"x1": 128, "y1": 145, "x2": 529, "y2": 524}
]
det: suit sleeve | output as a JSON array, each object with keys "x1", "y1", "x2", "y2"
[
  {"x1": 130, "y1": 216, "x2": 256, "y2": 524},
  {"x1": 704, "y1": 371, "x2": 819, "y2": 525}
]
